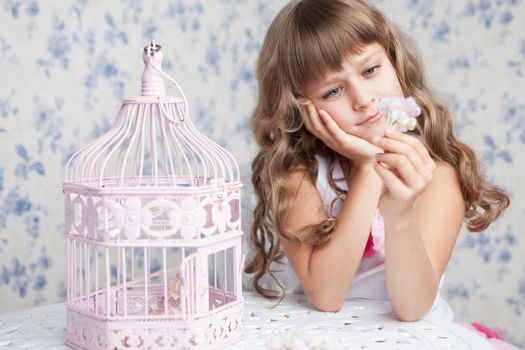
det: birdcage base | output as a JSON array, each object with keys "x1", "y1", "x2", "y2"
[{"x1": 65, "y1": 300, "x2": 243, "y2": 350}]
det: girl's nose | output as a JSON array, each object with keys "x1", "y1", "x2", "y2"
[{"x1": 351, "y1": 85, "x2": 375, "y2": 111}]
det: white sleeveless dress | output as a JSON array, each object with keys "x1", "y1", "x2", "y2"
[{"x1": 253, "y1": 155, "x2": 454, "y2": 321}]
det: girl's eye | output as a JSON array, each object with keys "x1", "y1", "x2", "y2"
[
  {"x1": 324, "y1": 87, "x2": 343, "y2": 98},
  {"x1": 364, "y1": 65, "x2": 380, "y2": 76}
]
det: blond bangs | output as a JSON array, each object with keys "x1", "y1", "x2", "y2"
[{"x1": 280, "y1": 0, "x2": 381, "y2": 94}]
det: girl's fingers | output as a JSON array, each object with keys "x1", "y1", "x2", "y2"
[
  {"x1": 319, "y1": 109, "x2": 374, "y2": 148},
  {"x1": 373, "y1": 136, "x2": 426, "y2": 174},
  {"x1": 299, "y1": 104, "x2": 383, "y2": 161},
  {"x1": 318, "y1": 110, "x2": 349, "y2": 142},
  {"x1": 373, "y1": 161, "x2": 411, "y2": 199},
  {"x1": 300, "y1": 104, "x2": 320, "y2": 139},
  {"x1": 301, "y1": 106, "x2": 313, "y2": 132},
  {"x1": 300, "y1": 103, "x2": 361, "y2": 150},
  {"x1": 375, "y1": 153, "x2": 426, "y2": 191},
  {"x1": 303, "y1": 103, "x2": 331, "y2": 140},
  {"x1": 299, "y1": 103, "x2": 352, "y2": 153},
  {"x1": 373, "y1": 132, "x2": 433, "y2": 181},
  {"x1": 385, "y1": 129, "x2": 435, "y2": 170}
]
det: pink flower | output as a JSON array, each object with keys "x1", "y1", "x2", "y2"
[
  {"x1": 168, "y1": 197, "x2": 207, "y2": 239},
  {"x1": 212, "y1": 201, "x2": 231, "y2": 234},
  {"x1": 113, "y1": 198, "x2": 152, "y2": 240},
  {"x1": 379, "y1": 96, "x2": 421, "y2": 132}
]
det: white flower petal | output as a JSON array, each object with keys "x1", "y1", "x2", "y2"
[
  {"x1": 113, "y1": 210, "x2": 125, "y2": 228},
  {"x1": 125, "y1": 198, "x2": 141, "y2": 211},
  {"x1": 408, "y1": 117, "x2": 417, "y2": 131},
  {"x1": 180, "y1": 225, "x2": 198, "y2": 239},
  {"x1": 180, "y1": 197, "x2": 198, "y2": 210},
  {"x1": 388, "y1": 109, "x2": 399, "y2": 122},
  {"x1": 140, "y1": 209, "x2": 152, "y2": 227},
  {"x1": 379, "y1": 96, "x2": 421, "y2": 133},
  {"x1": 125, "y1": 226, "x2": 141, "y2": 240},
  {"x1": 196, "y1": 208, "x2": 207, "y2": 226},
  {"x1": 398, "y1": 111, "x2": 409, "y2": 125}
]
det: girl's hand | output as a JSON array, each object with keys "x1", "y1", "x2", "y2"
[
  {"x1": 300, "y1": 100, "x2": 382, "y2": 166},
  {"x1": 372, "y1": 129, "x2": 436, "y2": 219}
]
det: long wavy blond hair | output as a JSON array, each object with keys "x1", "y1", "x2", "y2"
[{"x1": 245, "y1": 0, "x2": 509, "y2": 299}]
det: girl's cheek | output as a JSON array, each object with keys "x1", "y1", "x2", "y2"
[
  {"x1": 332, "y1": 114, "x2": 355, "y2": 133},
  {"x1": 325, "y1": 108, "x2": 356, "y2": 131}
]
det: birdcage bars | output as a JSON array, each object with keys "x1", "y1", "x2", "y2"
[
  {"x1": 64, "y1": 97, "x2": 239, "y2": 190},
  {"x1": 64, "y1": 239, "x2": 242, "y2": 314}
]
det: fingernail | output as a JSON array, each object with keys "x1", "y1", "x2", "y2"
[
  {"x1": 372, "y1": 136, "x2": 381, "y2": 144},
  {"x1": 385, "y1": 128, "x2": 393, "y2": 136}
]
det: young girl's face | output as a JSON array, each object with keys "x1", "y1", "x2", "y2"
[{"x1": 303, "y1": 42, "x2": 404, "y2": 142}]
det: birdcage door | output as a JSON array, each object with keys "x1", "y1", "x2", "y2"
[{"x1": 180, "y1": 252, "x2": 198, "y2": 320}]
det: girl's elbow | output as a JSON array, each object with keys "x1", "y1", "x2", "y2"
[
  {"x1": 308, "y1": 293, "x2": 345, "y2": 312},
  {"x1": 314, "y1": 299, "x2": 343, "y2": 313},
  {"x1": 394, "y1": 304, "x2": 431, "y2": 322},
  {"x1": 396, "y1": 311, "x2": 423, "y2": 322}
]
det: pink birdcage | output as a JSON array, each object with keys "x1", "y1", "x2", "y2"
[{"x1": 63, "y1": 41, "x2": 244, "y2": 349}]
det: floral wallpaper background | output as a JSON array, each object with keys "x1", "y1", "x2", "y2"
[{"x1": 0, "y1": 0, "x2": 524, "y2": 347}]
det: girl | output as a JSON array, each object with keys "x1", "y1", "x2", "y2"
[{"x1": 245, "y1": 0, "x2": 516, "y2": 348}]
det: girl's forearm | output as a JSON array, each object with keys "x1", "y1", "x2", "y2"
[
  {"x1": 384, "y1": 212, "x2": 439, "y2": 321},
  {"x1": 305, "y1": 164, "x2": 382, "y2": 311}
]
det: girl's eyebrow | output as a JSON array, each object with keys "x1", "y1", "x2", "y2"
[
  {"x1": 319, "y1": 50, "x2": 384, "y2": 88},
  {"x1": 351, "y1": 50, "x2": 383, "y2": 66}
]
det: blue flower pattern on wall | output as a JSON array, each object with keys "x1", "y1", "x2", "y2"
[{"x1": 0, "y1": 0, "x2": 524, "y2": 347}]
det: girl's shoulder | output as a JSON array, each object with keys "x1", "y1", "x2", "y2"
[
  {"x1": 282, "y1": 162, "x2": 318, "y2": 195},
  {"x1": 432, "y1": 159, "x2": 460, "y2": 182},
  {"x1": 285, "y1": 155, "x2": 341, "y2": 187}
]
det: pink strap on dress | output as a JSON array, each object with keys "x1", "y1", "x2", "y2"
[
  {"x1": 362, "y1": 230, "x2": 375, "y2": 258},
  {"x1": 458, "y1": 322, "x2": 521, "y2": 350},
  {"x1": 363, "y1": 208, "x2": 385, "y2": 258}
]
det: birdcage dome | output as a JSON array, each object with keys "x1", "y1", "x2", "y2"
[{"x1": 64, "y1": 41, "x2": 240, "y2": 191}]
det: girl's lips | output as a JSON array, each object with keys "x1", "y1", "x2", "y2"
[{"x1": 356, "y1": 112, "x2": 381, "y2": 126}]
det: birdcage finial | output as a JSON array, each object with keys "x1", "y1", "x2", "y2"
[
  {"x1": 141, "y1": 40, "x2": 165, "y2": 96},
  {"x1": 144, "y1": 40, "x2": 161, "y2": 56}
]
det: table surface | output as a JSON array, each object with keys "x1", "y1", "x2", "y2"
[{"x1": 0, "y1": 293, "x2": 492, "y2": 349}]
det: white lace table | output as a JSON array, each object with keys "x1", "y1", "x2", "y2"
[{"x1": 0, "y1": 293, "x2": 492, "y2": 349}]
